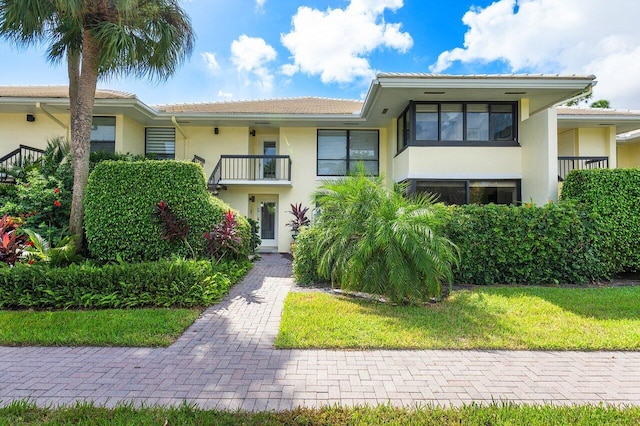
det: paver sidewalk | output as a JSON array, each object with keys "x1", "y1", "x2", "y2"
[{"x1": 1, "y1": 253, "x2": 639, "y2": 410}]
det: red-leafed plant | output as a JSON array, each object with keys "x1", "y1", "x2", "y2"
[
  {"x1": 153, "y1": 200, "x2": 195, "y2": 259},
  {"x1": 0, "y1": 215, "x2": 29, "y2": 266},
  {"x1": 205, "y1": 210, "x2": 243, "y2": 261},
  {"x1": 286, "y1": 203, "x2": 311, "y2": 235}
]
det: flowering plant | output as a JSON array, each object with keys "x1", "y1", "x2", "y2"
[{"x1": 205, "y1": 210, "x2": 243, "y2": 261}]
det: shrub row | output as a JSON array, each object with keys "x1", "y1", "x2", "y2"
[
  {"x1": 443, "y1": 203, "x2": 611, "y2": 285},
  {"x1": 85, "y1": 161, "x2": 252, "y2": 262},
  {"x1": 294, "y1": 202, "x2": 612, "y2": 286},
  {"x1": 0, "y1": 259, "x2": 251, "y2": 309},
  {"x1": 561, "y1": 168, "x2": 640, "y2": 273}
]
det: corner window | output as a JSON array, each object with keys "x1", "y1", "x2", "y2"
[
  {"x1": 397, "y1": 102, "x2": 518, "y2": 152},
  {"x1": 318, "y1": 130, "x2": 379, "y2": 176},
  {"x1": 145, "y1": 128, "x2": 176, "y2": 160},
  {"x1": 413, "y1": 179, "x2": 520, "y2": 205},
  {"x1": 90, "y1": 116, "x2": 116, "y2": 154}
]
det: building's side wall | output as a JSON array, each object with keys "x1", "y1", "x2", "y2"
[
  {"x1": 576, "y1": 127, "x2": 616, "y2": 168},
  {"x1": 182, "y1": 126, "x2": 250, "y2": 178},
  {"x1": 520, "y1": 108, "x2": 558, "y2": 204},
  {"x1": 118, "y1": 115, "x2": 145, "y2": 155},
  {"x1": 618, "y1": 143, "x2": 640, "y2": 168},
  {"x1": 558, "y1": 129, "x2": 576, "y2": 156},
  {"x1": 0, "y1": 112, "x2": 68, "y2": 153}
]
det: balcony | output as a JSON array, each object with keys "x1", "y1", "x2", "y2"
[
  {"x1": 558, "y1": 156, "x2": 609, "y2": 181},
  {"x1": 209, "y1": 155, "x2": 292, "y2": 189}
]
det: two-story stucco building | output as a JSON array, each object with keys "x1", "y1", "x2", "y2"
[{"x1": 2, "y1": 73, "x2": 640, "y2": 252}]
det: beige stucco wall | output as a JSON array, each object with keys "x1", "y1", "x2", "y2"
[
  {"x1": 179, "y1": 126, "x2": 250, "y2": 177},
  {"x1": 520, "y1": 108, "x2": 558, "y2": 204},
  {"x1": 0, "y1": 112, "x2": 68, "y2": 153},
  {"x1": 392, "y1": 146, "x2": 522, "y2": 182},
  {"x1": 558, "y1": 130, "x2": 576, "y2": 156},
  {"x1": 119, "y1": 115, "x2": 145, "y2": 155},
  {"x1": 618, "y1": 143, "x2": 640, "y2": 168}
]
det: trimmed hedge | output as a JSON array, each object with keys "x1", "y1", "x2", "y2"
[
  {"x1": 561, "y1": 168, "x2": 640, "y2": 273},
  {"x1": 85, "y1": 161, "x2": 251, "y2": 262},
  {"x1": 444, "y1": 203, "x2": 610, "y2": 285},
  {"x1": 0, "y1": 259, "x2": 251, "y2": 309}
]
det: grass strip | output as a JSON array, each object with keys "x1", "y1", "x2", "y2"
[
  {"x1": 0, "y1": 308, "x2": 201, "y2": 347},
  {"x1": 0, "y1": 400, "x2": 638, "y2": 425},
  {"x1": 276, "y1": 286, "x2": 640, "y2": 350}
]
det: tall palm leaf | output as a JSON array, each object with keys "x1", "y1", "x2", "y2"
[
  {"x1": 0, "y1": 0, "x2": 194, "y2": 242},
  {"x1": 313, "y1": 167, "x2": 458, "y2": 303}
]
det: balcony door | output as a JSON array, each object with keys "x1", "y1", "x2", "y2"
[
  {"x1": 255, "y1": 196, "x2": 277, "y2": 249},
  {"x1": 260, "y1": 138, "x2": 278, "y2": 180}
]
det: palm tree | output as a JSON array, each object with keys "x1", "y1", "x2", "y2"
[
  {"x1": 0, "y1": 0, "x2": 194, "y2": 242},
  {"x1": 312, "y1": 167, "x2": 459, "y2": 304}
]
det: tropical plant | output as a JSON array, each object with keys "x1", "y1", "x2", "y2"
[
  {"x1": 0, "y1": 0, "x2": 195, "y2": 242},
  {"x1": 205, "y1": 210, "x2": 244, "y2": 262},
  {"x1": 153, "y1": 200, "x2": 195, "y2": 259},
  {"x1": 0, "y1": 215, "x2": 28, "y2": 267},
  {"x1": 247, "y1": 218, "x2": 262, "y2": 255},
  {"x1": 286, "y1": 203, "x2": 311, "y2": 235},
  {"x1": 21, "y1": 229, "x2": 84, "y2": 267},
  {"x1": 312, "y1": 167, "x2": 459, "y2": 303}
]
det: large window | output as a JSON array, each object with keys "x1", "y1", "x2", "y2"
[
  {"x1": 317, "y1": 130, "x2": 379, "y2": 176},
  {"x1": 145, "y1": 127, "x2": 176, "y2": 160},
  {"x1": 398, "y1": 102, "x2": 517, "y2": 151},
  {"x1": 413, "y1": 179, "x2": 520, "y2": 205},
  {"x1": 90, "y1": 116, "x2": 116, "y2": 154}
]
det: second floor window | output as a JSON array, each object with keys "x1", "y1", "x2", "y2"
[
  {"x1": 398, "y1": 102, "x2": 517, "y2": 151},
  {"x1": 317, "y1": 130, "x2": 379, "y2": 176}
]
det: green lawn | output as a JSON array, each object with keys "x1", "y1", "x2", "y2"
[
  {"x1": 1, "y1": 400, "x2": 639, "y2": 425},
  {"x1": 276, "y1": 286, "x2": 640, "y2": 350},
  {"x1": 0, "y1": 308, "x2": 201, "y2": 347}
]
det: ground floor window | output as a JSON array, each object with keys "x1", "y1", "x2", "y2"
[
  {"x1": 411, "y1": 179, "x2": 521, "y2": 205},
  {"x1": 145, "y1": 127, "x2": 176, "y2": 160},
  {"x1": 90, "y1": 116, "x2": 116, "y2": 154}
]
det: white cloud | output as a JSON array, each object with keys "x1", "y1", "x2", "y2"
[
  {"x1": 217, "y1": 90, "x2": 233, "y2": 99},
  {"x1": 430, "y1": 0, "x2": 640, "y2": 109},
  {"x1": 201, "y1": 52, "x2": 219, "y2": 72},
  {"x1": 231, "y1": 35, "x2": 277, "y2": 92},
  {"x1": 255, "y1": 0, "x2": 266, "y2": 12},
  {"x1": 281, "y1": 0, "x2": 412, "y2": 84}
]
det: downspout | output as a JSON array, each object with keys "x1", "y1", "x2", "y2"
[
  {"x1": 36, "y1": 102, "x2": 70, "y2": 140},
  {"x1": 171, "y1": 116, "x2": 188, "y2": 159}
]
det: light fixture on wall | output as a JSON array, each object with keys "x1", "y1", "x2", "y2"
[
  {"x1": 249, "y1": 195, "x2": 255, "y2": 202},
  {"x1": 214, "y1": 127, "x2": 219, "y2": 135},
  {"x1": 250, "y1": 130, "x2": 256, "y2": 136},
  {"x1": 26, "y1": 114, "x2": 35, "y2": 122}
]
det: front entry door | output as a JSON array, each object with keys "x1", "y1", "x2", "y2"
[{"x1": 256, "y1": 196, "x2": 277, "y2": 248}]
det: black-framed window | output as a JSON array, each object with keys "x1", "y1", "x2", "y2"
[
  {"x1": 90, "y1": 116, "x2": 116, "y2": 154},
  {"x1": 397, "y1": 102, "x2": 518, "y2": 152},
  {"x1": 317, "y1": 129, "x2": 379, "y2": 176},
  {"x1": 411, "y1": 179, "x2": 521, "y2": 205},
  {"x1": 145, "y1": 127, "x2": 176, "y2": 160}
]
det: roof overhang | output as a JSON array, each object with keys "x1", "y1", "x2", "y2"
[
  {"x1": 361, "y1": 74, "x2": 597, "y2": 127},
  {"x1": 557, "y1": 109, "x2": 640, "y2": 136}
]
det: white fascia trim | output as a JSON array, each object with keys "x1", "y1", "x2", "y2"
[
  {"x1": 395, "y1": 173, "x2": 522, "y2": 182},
  {"x1": 375, "y1": 77, "x2": 594, "y2": 91},
  {"x1": 219, "y1": 179, "x2": 292, "y2": 186}
]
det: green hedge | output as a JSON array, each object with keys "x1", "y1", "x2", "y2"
[
  {"x1": 0, "y1": 259, "x2": 250, "y2": 309},
  {"x1": 292, "y1": 227, "x2": 328, "y2": 285},
  {"x1": 444, "y1": 203, "x2": 610, "y2": 285},
  {"x1": 85, "y1": 161, "x2": 251, "y2": 262},
  {"x1": 561, "y1": 168, "x2": 640, "y2": 273}
]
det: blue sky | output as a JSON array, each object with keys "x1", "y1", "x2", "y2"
[{"x1": 1, "y1": 0, "x2": 639, "y2": 108}]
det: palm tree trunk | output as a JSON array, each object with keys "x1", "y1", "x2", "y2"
[{"x1": 68, "y1": 30, "x2": 100, "y2": 244}]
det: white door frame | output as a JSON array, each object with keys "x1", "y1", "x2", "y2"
[{"x1": 254, "y1": 195, "x2": 278, "y2": 249}]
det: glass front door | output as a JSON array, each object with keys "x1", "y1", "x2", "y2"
[
  {"x1": 256, "y1": 197, "x2": 277, "y2": 248},
  {"x1": 262, "y1": 141, "x2": 276, "y2": 179}
]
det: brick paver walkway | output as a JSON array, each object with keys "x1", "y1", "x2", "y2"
[{"x1": 1, "y1": 253, "x2": 639, "y2": 410}]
